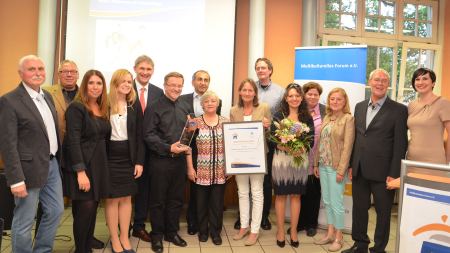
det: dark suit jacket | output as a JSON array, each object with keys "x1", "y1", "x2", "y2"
[
  {"x1": 133, "y1": 81, "x2": 164, "y2": 115},
  {"x1": 319, "y1": 103, "x2": 326, "y2": 118},
  {"x1": 63, "y1": 101, "x2": 111, "y2": 172},
  {"x1": 133, "y1": 81, "x2": 164, "y2": 169},
  {"x1": 179, "y1": 92, "x2": 222, "y2": 115},
  {"x1": 0, "y1": 83, "x2": 60, "y2": 188},
  {"x1": 351, "y1": 97, "x2": 408, "y2": 181}
]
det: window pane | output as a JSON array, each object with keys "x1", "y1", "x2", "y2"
[
  {"x1": 403, "y1": 4, "x2": 416, "y2": 19},
  {"x1": 418, "y1": 22, "x2": 432, "y2": 38},
  {"x1": 405, "y1": 48, "x2": 420, "y2": 88},
  {"x1": 366, "y1": 0, "x2": 379, "y2": 16},
  {"x1": 401, "y1": 89, "x2": 416, "y2": 103},
  {"x1": 342, "y1": 0, "x2": 357, "y2": 13},
  {"x1": 365, "y1": 17, "x2": 379, "y2": 32},
  {"x1": 418, "y1": 5, "x2": 432, "y2": 21},
  {"x1": 341, "y1": 14, "x2": 356, "y2": 30},
  {"x1": 379, "y1": 47, "x2": 394, "y2": 72},
  {"x1": 325, "y1": 13, "x2": 340, "y2": 28},
  {"x1": 380, "y1": 0, "x2": 395, "y2": 17},
  {"x1": 326, "y1": 0, "x2": 340, "y2": 12},
  {"x1": 420, "y1": 49, "x2": 435, "y2": 68},
  {"x1": 380, "y1": 18, "x2": 394, "y2": 34},
  {"x1": 403, "y1": 20, "x2": 415, "y2": 36}
]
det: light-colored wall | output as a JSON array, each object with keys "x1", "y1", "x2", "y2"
[
  {"x1": 0, "y1": 0, "x2": 39, "y2": 96},
  {"x1": 442, "y1": 1, "x2": 450, "y2": 100},
  {"x1": 233, "y1": 0, "x2": 302, "y2": 104}
]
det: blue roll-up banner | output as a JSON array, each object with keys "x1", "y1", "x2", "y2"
[
  {"x1": 294, "y1": 46, "x2": 368, "y2": 233},
  {"x1": 294, "y1": 45, "x2": 367, "y2": 113}
]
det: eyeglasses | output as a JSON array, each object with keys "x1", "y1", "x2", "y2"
[
  {"x1": 59, "y1": 70, "x2": 78, "y2": 75},
  {"x1": 287, "y1": 83, "x2": 301, "y2": 88}
]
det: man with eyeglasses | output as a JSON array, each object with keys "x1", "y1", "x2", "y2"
[
  {"x1": 343, "y1": 68, "x2": 408, "y2": 253},
  {"x1": 143, "y1": 72, "x2": 191, "y2": 253},
  {"x1": 42, "y1": 60, "x2": 105, "y2": 250}
]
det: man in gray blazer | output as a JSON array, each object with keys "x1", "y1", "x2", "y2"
[
  {"x1": 0, "y1": 55, "x2": 64, "y2": 253},
  {"x1": 343, "y1": 69, "x2": 408, "y2": 253}
]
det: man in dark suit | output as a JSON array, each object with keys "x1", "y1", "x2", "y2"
[
  {"x1": 179, "y1": 70, "x2": 221, "y2": 235},
  {"x1": 0, "y1": 55, "x2": 64, "y2": 253},
  {"x1": 343, "y1": 69, "x2": 408, "y2": 253},
  {"x1": 131, "y1": 55, "x2": 164, "y2": 242}
]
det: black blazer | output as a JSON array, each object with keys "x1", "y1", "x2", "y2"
[
  {"x1": 133, "y1": 81, "x2": 164, "y2": 114},
  {"x1": 0, "y1": 83, "x2": 61, "y2": 188},
  {"x1": 109, "y1": 105, "x2": 145, "y2": 166},
  {"x1": 351, "y1": 97, "x2": 408, "y2": 181},
  {"x1": 63, "y1": 101, "x2": 111, "y2": 172},
  {"x1": 179, "y1": 92, "x2": 222, "y2": 115}
]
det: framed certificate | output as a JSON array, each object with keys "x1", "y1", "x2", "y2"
[{"x1": 222, "y1": 121, "x2": 267, "y2": 174}]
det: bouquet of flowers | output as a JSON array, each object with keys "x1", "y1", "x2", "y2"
[{"x1": 269, "y1": 118, "x2": 312, "y2": 167}]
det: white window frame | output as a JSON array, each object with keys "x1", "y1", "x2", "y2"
[
  {"x1": 398, "y1": 42, "x2": 442, "y2": 101},
  {"x1": 398, "y1": 0, "x2": 438, "y2": 43},
  {"x1": 319, "y1": 0, "x2": 439, "y2": 43}
]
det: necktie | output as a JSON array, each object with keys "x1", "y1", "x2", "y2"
[{"x1": 139, "y1": 88, "x2": 146, "y2": 114}]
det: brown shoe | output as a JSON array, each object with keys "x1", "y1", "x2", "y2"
[{"x1": 132, "y1": 229, "x2": 151, "y2": 242}]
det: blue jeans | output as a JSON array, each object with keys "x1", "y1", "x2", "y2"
[
  {"x1": 319, "y1": 165, "x2": 345, "y2": 230},
  {"x1": 11, "y1": 158, "x2": 64, "y2": 253}
]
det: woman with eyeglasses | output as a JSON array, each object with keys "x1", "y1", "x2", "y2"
[
  {"x1": 230, "y1": 78, "x2": 271, "y2": 246},
  {"x1": 271, "y1": 83, "x2": 314, "y2": 248}
]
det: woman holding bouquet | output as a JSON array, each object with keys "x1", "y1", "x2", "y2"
[
  {"x1": 313, "y1": 88, "x2": 354, "y2": 252},
  {"x1": 271, "y1": 83, "x2": 314, "y2": 248},
  {"x1": 230, "y1": 78, "x2": 271, "y2": 246}
]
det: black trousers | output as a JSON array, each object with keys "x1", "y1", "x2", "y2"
[
  {"x1": 352, "y1": 174, "x2": 394, "y2": 252},
  {"x1": 186, "y1": 181, "x2": 198, "y2": 228},
  {"x1": 149, "y1": 156, "x2": 186, "y2": 240},
  {"x1": 298, "y1": 174, "x2": 321, "y2": 230},
  {"x1": 262, "y1": 146, "x2": 274, "y2": 218},
  {"x1": 72, "y1": 200, "x2": 99, "y2": 253},
  {"x1": 196, "y1": 184, "x2": 225, "y2": 237},
  {"x1": 133, "y1": 157, "x2": 151, "y2": 231}
]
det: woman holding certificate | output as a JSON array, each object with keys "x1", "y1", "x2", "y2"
[
  {"x1": 271, "y1": 83, "x2": 314, "y2": 248},
  {"x1": 313, "y1": 88, "x2": 354, "y2": 252},
  {"x1": 186, "y1": 90, "x2": 228, "y2": 245},
  {"x1": 230, "y1": 78, "x2": 271, "y2": 246}
]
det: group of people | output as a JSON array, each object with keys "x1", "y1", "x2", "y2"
[{"x1": 0, "y1": 53, "x2": 449, "y2": 253}]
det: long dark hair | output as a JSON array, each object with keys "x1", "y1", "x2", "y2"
[{"x1": 279, "y1": 83, "x2": 312, "y2": 123}]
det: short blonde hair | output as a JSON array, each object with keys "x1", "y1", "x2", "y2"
[{"x1": 200, "y1": 90, "x2": 220, "y2": 105}]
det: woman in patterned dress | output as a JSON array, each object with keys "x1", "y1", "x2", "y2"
[
  {"x1": 186, "y1": 90, "x2": 228, "y2": 245},
  {"x1": 271, "y1": 83, "x2": 314, "y2": 248}
]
